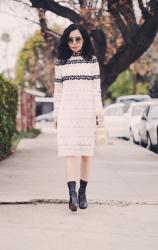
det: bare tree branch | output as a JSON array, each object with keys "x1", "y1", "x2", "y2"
[
  {"x1": 37, "y1": 8, "x2": 60, "y2": 41},
  {"x1": 104, "y1": 12, "x2": 158, "y2": 90},
  {"x1": 12, "y1": 0, "x2": 31, "y2": 8},
  {"x1": 0, "y1": 8, "x2": 40, "y2": 25},
  {"x1": 138, "y1": 0, "x2": 150, "y2": 20},
  {"x1": 108, "y1": 0, "x2": 138, "y2": 43},
  {"x1": 78, "y1": 0, "x2": 84, "y2": 8},
  {"x1": 107, "y1": 0, "x2": 131, "y2": 44},
  {"x1": 29, "y1": 0, "x2": 84, "y2": 23},
  {"x1": 149, "y1": 0, "x2": 158, "y2": 15}
]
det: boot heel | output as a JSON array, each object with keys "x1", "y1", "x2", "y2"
[
  {"x1": 69, "y1": 191, "x2": 78, "y2": 211},
  {"x1": 69, "y1": 203, "x2": 77, "y2": 211},
  {"x1": 78, "y1": 192, "x2": 88, "y2": 209}
]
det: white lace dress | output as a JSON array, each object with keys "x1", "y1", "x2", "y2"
[{"x1": 53, "y1": 54, "x2": 103, "y2": 157}]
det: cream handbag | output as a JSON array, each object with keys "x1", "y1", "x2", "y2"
[{"x1": 95, "y1": 120, "x2": 107, "y2": 145}]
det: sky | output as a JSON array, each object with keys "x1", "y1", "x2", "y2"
[{"x1": 0, "y1": 0, "x2": 141, "y2": 78}]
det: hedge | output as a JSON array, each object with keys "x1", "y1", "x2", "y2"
[{"x1": 0, "y1": 74, "x2": 18, "y2": 160}]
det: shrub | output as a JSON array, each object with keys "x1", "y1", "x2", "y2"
[{"x1": 0, "y1": 74, "x2": 18, "y2": 160}]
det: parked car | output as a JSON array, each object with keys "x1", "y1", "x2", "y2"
[
  {"x1": 104, "y1": 103, "x2": 129, "y2": 139},
  {"x1": 116, "y1": 94, "x2": 151, "y2": 104},
  {"x1": 35, "y1": 111, "x2": 54, "y2": 122},
  {"x1": 139, "y1": 102, "x2": 158, "y2": 152},
  {"x1": 125, "y1": 102, "x2": 152, "y2": 143},
  {"x1": 35, "y1": 97, "x2": 54, "y2": 116}
]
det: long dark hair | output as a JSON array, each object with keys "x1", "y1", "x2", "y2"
[{"x1": 57, "y1": 23, "x2": 94, "y2": 62}]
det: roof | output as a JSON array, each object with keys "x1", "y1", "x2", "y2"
[
  {"x1": 117, "y1": 95, "x2": 151, "y2": 100},
  {"x1": 24, "y1": 88, "x2": 45, "y2": 97},
  {"x1": 35, "y1": 97, "x2": 54, "y2": 103}
]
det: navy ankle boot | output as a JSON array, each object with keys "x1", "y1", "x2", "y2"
[
  {"x1": 78, "y1": 179, "x2": 88, "y2": 209},
  {"x1": 67, "y1": 181, "x2": 78, "y2": 212}
]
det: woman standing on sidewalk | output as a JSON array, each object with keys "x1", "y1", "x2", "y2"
[{"x1": 53, "y1": 23, "x2": 104, "y2": 212}]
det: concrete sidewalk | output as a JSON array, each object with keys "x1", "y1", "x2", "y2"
[
  {"x1": 0, "y1": 129, "x2": 158, "y2": 250},
  {"x1": 0, "y1": 130, "x2": 157, "y2": 203},
  {"x1": 0, "y1": 203, "x2": 158, "y2": 250}
]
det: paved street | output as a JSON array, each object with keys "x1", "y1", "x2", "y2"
[{"x1": 0, "y1": 127, "x2": 158, "y2": 250}]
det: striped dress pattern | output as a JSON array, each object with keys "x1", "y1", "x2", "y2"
[{"x1": 53, "y1": 54, "x2": 103, "y2": 157}]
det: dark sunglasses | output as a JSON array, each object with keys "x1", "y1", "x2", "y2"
[{"x1": 68, "y1": 36, "x2": 83, "y2": 44}]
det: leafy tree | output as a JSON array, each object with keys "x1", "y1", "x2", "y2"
[
  {"x1": 108, "y1": 69, "x2": 149, "y2": 100},
  {"x1": 15, "y1": 22, "x2": 62, "y2": 96},
  {"x1": 1, "y1": 32, "x2": 11, "y2": 78}
]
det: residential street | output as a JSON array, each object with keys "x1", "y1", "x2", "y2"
[
  {"x1": 0, "y1": 127, "x2": 158, "y2": 250},
  {"x1": 1, "y1": 1, "x2": 158, "y2": 249}
]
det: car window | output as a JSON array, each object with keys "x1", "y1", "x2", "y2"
[
  {"x1": 105, "y1": 106, "x2": 125, "y2": 116},
  {"x1": 148, "y1": 105, "x2": 158, "y2": 119},
  {"x1": 132, "y1": 105, "x2": 148, "y2": 116}
]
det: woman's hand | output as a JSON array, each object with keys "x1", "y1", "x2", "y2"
[{"x1": 96, "y1": 111, "x2": 104, "y2": 126}]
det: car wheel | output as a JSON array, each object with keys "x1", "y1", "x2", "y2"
[
  {"x1": 155, "y1": 143, "x2": 158, "y2": 153},
  {"x1": 155, "y1": 128, "x2": 158, "y2": 153},
  {"x1": 146, "y1": 133, "x2": 152, "y2": 150},
  {"x1": 139, "y1": 134, "x2": 145, "y2": 147},
  {"x1": 138, "y1": 130, "x2": 143, "y2": 146},
  {"x1": 140, "y1": 140, "x2": 145, "y2": 147},
  {"x1": 129, "y1": 128, "x2": 135, "y2": 143}
]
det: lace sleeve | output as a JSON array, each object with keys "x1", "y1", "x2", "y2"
[
  {"x1": 92, "y1": 57, "x2": 103, "y2": 113},
  {"x1": 53, "y1": 60, "x2": 63, "y2": 119}
]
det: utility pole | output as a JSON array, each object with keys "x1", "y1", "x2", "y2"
[{"x1": 1, "y1": 32, "x2": 11, "y2": 79}]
